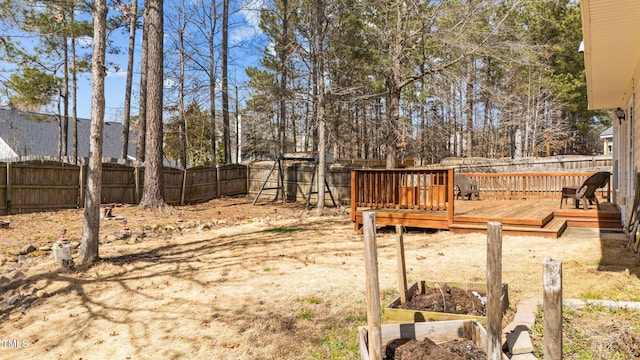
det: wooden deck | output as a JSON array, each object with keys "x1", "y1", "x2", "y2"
[
  {"x1": 354, "y1": 200, "x2": 621, "y2": 238},
  {"x1": 350, "y1": 168, "x2": 620, "y2": 238}
]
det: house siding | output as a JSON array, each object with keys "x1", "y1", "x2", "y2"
[
  {"x1": 615, "y1": 77, "x2": 640, "y2": 225},
  {"x1": 0, "y1": 136, "x2": 17, "y2": 159}
]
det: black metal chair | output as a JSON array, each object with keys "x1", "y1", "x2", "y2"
[{"x1": 560, "y1": 171, "x2": 610, "y2": 210}]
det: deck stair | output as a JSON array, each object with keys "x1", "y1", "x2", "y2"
[
  {"x1": 449, "y1": 201, "x2": 621, "y2": 238},
  {"x1": 449, "y1": 217, "x2": 567, "y2": 238}
]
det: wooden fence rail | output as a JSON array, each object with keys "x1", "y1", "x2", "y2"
[{"x1": 464, "y1": 172, "x2": 611, "y2": 201}]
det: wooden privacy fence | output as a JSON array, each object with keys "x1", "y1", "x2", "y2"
[
  {"x1": 464, "y1": 171, "x2": 611, "y2": 201},
  {"x1": 350, "y1": 168, "x2": 455, "y2": 222},
  {"x1": 0, "y1": 161, "x2": 247, "y2": 215}
]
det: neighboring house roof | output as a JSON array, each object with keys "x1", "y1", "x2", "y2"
[
  {"x1": 0, "y1": 106, "x2": 137, "y2": 160},
  {"x1": 581, "y1": 0, "x2": 640, "y2": 109},
  {"x1": 599, "y1": 126, "x2": 613, "y2": 139}
]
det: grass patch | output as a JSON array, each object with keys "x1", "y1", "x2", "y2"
[
  {"x1": 296, "y1": 310, "x2": 315, "y2": 320},
  {"x1": 263, "y1": 267, "x2": 276, "y2": 272},
  {"x1": 262, "y1": 227, "x2": 300, "y2": 233},
  {"x1": 294, "y1": 296, "x2": 321, "y2": 305},
  {"x1": 321, "y1": 334, "x2": 360, "y2": 359},
  {"x1": 581, "y1": 291, "x2": 603, "y2": 300},
  {"x1": 531, "y1": 304, "x2": 640, "y2": 359}
]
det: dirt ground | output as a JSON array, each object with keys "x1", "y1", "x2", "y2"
[{"x1": 1, "y1": 196, "x2": 640, "y2": 359}]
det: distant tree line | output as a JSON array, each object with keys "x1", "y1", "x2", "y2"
[{"x1": 1, "y1": 1, "x2": 607, "y2": 172}]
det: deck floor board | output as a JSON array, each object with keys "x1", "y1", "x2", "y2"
[{"x1": 354, "y1": 199, "x2": 621, "y2": 238}]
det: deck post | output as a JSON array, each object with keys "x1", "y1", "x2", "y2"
[
  {"x1": 447, "y1": 168, "x2": 455, "y2": 225},
  {"x1": 486, "y1": 221, "x2": 503, "y2": 360},
  {"x1": 363, "y1": 211, "x2": 382, "y2": 360},
  {"x1": 351, "y1": 170, "x2": 357, "y2": 223},
  {"x1": 543, "y1": 258, "x2": 562, "y2": 360}
]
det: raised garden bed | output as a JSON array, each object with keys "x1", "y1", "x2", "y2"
[
  {"x1": 385, "y1": 281, "x2": 509, "y2": 325},
  {"x1": 358, "y1": 319, "x2": 502, "y2": 360}
]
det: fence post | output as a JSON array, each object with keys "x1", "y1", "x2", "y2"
[
  {"x1": 79, "y1": 164, "x2": 85, "y2": 207},
  {"x1": 134, "y1": 166, "x2": 140, "y2": 204},
  {"x1": 363, "y1": 211, "x2": 382, "y2": 360},
  {"x1": 486, "y1": 221, "x2": 503, "y2": 360},
  {"x1": 543, "y1": 258, "x2": 562, "y2": 360},
  {"x1": 5, "y1": 162, "x2": 11, "y2": 214},
  {"x1": 181, "y1": 169, "x2": 187, "y2": 205},
  {"x1": 246, "y1": 164, "x2": 250, "y2": 198},
  {"x1": 216, "y1": 165, "x2": 221, "y2": 198}
]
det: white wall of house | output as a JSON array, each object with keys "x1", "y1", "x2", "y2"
[
  {"x1": 614, "y1": 77, "x2": 639, "y2": 224},
  {"x1": 0, "y1": 137, "x2": 18, "y2": 159}
]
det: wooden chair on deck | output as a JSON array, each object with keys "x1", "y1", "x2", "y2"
[
  {"x1": 455, "y1": 174, "x2": 480, "y2": 200},
  {"x1": 560, "y1": 171, "x2": 610, "y2": 210}
]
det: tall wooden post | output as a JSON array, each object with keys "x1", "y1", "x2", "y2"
[
  {"x1": 486, "y1": 222, "x2": 503, "y2": 360},
  {"x1": 395, "y1": 224, "x2": 408, "y2": 305},
  {"x1": 543, "y1": 258, "x2": 562, "y2": 360},
  {"x1": 363, "y1": 211, "x2": 382, "y2": 360}
]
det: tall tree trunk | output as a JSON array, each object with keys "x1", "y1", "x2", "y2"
[
  {"x1": 57, "y1": 88, "x2": 62, "y2": 157},
  {"x1": 385, "y1": 84, "x2": 400, "y2": 169},
  {"x1": 278, "y1": 0, "x2": 289, "y2": 157},
  {"x1": 62, "y1": 34, "x2": 69, "y2": 157},
  {"x1": 136, "y1": 2, "x2": 149, "y2": 163},
  {"x1": 208, "y1": 1, "x2": 217, "y2": 165},
  {"x1": 221, "y1": 0, "x2": 230, "y2": 163},
  {"x1": 140, "y1": 0, "x2": 165, "y2": 208},
  {"x1": 178, "y1": 0, "x2": 188, "y2": 168},
  {"x1": 80, "y1": 0, "x2": 107, "y2": 265},
  {"x1": 71, "y1": 5, "x2": 78, "y2": 164},
  {"x1": 235, "y1": 85, "x2": 240, "y2": 163},
  {"x1": 121, "y1": 0, "x2": 137, "y2": 160},
  {"x1": 465, "y1": 56, "x2": 474, "y2": 157},
  {"x1": 315, "y1": 0, "x2": 326, "y2": 211}
]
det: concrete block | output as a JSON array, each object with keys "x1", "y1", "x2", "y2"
[
  {"x1": 510, "y1": 353, "x2": 538, "y2": 360},
  {"x1": 513, "y1": 312, "x2": 536, "y2": 328},
  {"x1": 563, "y1": 299, "x2": 586, "y2": 309},
  {"x1": 506, "y1": 325, "x2": 534, "y2": 355}
]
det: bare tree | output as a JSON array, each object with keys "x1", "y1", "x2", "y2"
[
  {"x1": 80, "y1": 0, "x2": 107, "y2": 264},
  {"x1": 221, "y1": 0, "x2": 231, "y2": 163},
  {"x1": 121, "y1": 0, "x2": 137, "y2": 160},
  {"x1": 139, "y1": 0, "x2": 165, "y2": 208},
  {"x1": 314, "y1": 0, "x2": 326, "y2": 212},
  {"x1": 136, "y1": 1, "x2": 149, "y2": 162}
]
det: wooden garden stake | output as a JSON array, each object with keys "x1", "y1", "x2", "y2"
[
  {"x1": 486, "y1": 222, "x2": 503, "y2": 360},
  {"x1": 395, "y1": 224, "x2": 408, "y2": 305},
  {"x1": 543, "y1": 258, "x2": 562, "y2": 360},
  {"x1": 363, "y1": 211, "x2": 382, "y2": 360}
]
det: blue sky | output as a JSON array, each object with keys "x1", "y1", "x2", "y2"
[{"x1": 1, "y1": 0, "x2": 265, "y2": 121}]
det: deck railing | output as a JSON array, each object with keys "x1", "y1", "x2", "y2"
[
  {"x1": 464, "y1": 172, "x2": 611, "y2": 201},
  {"x1": 350, "y1": 168, "x2": 455, "y2": 223}
]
